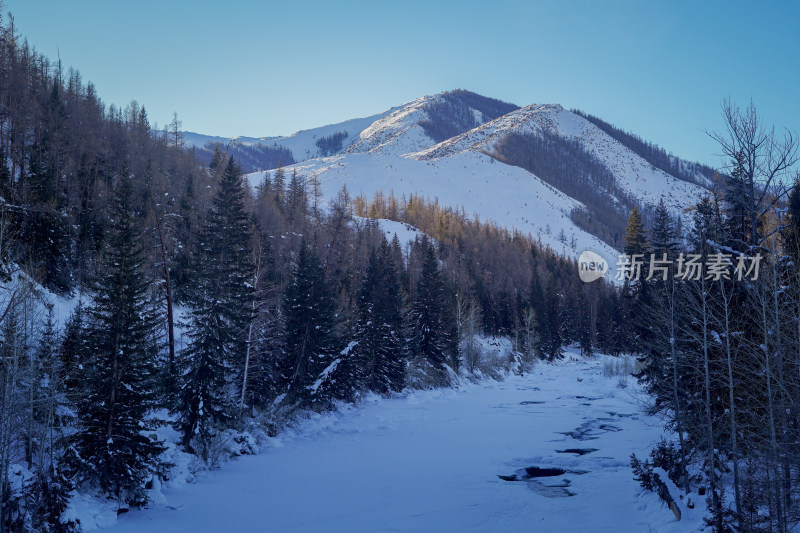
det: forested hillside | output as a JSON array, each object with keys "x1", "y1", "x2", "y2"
[
  {"x1": 192, "y1": 141, "x2": 295, "y2": 173},
  {"x1": 418, "y1": 90, "x2": 519, "y2": 143},
  {"x1": 572, "y1": 109, "x2": 718, "y2": 187},
  {"x1": 0, "y1": 16, "x2": 629, "y2": 531},
  {"x1": 492, "y1": 130, "x2": 637, "y2": 250}
]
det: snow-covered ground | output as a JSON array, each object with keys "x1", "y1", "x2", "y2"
[{"x1": 105, "y1": 351, "x2": 705, "y2": 533}]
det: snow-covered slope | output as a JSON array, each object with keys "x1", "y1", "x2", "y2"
[
  {"x1": 346, "y1": 91, "x2": 519, "y2": 157},
  {"x1": 184, "y1": 108, "x2": 398, "y2": 162},
  {"x1": 235, "y1": 91, "x2": 714, "y2": 280},
  {"x1": 106, "y1": 351, "x2": 706, "y2": 533},
  {"x1": 345, "y1": 95, "x2": 441, "y2": 156},
  {"x1": 419, "y1": 103, "x2": 706, "y2": 222},
  {"x1": 187, "y1": 90, "x2": 519, "y2": 164},
  {"x1": 247, "y1": 150, "x2": 621, "y2": 277}
]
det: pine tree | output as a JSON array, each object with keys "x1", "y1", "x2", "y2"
[
  {"x1": 352, "y1": 237, "x2": 405, "y2": 395},
  {"x1": 539, "y1": 278, "x2": 563, "y2": 359},
  {"x1": 30, "y1": 467, "x2": 79, "y2": 533},
  {"x1": 624, "y1": 205, "x2": 653, "y2": 354},
  {"x1": 59, "y1": 300, "x2": 87, "y2": 394},
  {"x1": 273, "y1": 164, "x2": 286, "y2": 212},
  {"x1": 280, "y1": 241, "x2": 339, "y2": 408},
  {"x1": 407, "y1": 236, "x2": 450, "y2": 386},
  {"x1": 29, "y1": 306, "x2": 72, "y2": 469},
  {"x1": 286, "y1": 168, "x2": 306, "y2": 226},
  {"x1": 21, "y1": 137, "x2": 71, "y2": 294},
  {"x1": 576, "y1": 286, "x2": 595, "y2": 356},
  {"x1": 208, "y1": 144, "x2": 224, "y2": 172},
  {"x1": 69, "y1": 175, "x2": 164, "y2": 506},
  {"x1": 650, "y1": 198, "x2": 678, "y2": 257},
  {"x1": 172, "y1": 173, "x2": 199, "y2": 302},
  {"x1": 783, "y1": 177, "x2": 800, "y2": 259},
  {"x1": 691, "y1": 196, "x2": 722, "y2": 255},
  {"x1": 26, "y1": 306, "x2": 79, "y2": 533},
  {"x1": 528, "y1": 269, "x2": 546, "y2": 356},
  {"x1": 724, "y1": 152, "x2": 753, "y2": 249},
  {"x1": 177, "y1": 158, "x2": 254, "y2": 453},
  {"x1": 390, "y1": 234, "x2": 409, "y2": 292},
  {"x1": 256, "y1": 172, "x2": 273, "y2": 205}
]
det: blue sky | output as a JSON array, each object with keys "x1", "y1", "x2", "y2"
[{"x1": 7, "y1": 0, "x2": 798, "y2": 166}]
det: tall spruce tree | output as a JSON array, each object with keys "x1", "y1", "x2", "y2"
[
  {"x1": 623, "y1": 206, "x2": 651, "y2": 352},
  {"x1": 576, "y1": 285, "x2": 595, "y2": 356},
  {"x1": 22, "y1": 139, "x2": 71, "y2": 294},
  {"x1": 30, "y1": 309, "x2": 80, "y2": 533},
  {"x1": 273, "y1": 164, "x2": 286, "y2": 212},
  {"x1": 407, "y1": 236, "x2": 450, "y2": 386},
  {"x1": 177, "y1": 158, "x2": 254, "y2": 454},
  {"x1": 59, "y1": 300, "x2": 87, "y2": 395},
  {"x1": 69, "y1": 175, "x2": 163, "y2": 506},
  {"x1": 528, "y1": 267, "x2": 546, "y2": 357},
  {"x1": 723, "y1": 152, "x2": 753, "y2": 249},
  {"x1": 784, "y1": 177, "x2": 800, "y2": 258},
  {"x1": 286, "y1": 168, "x2": 306, "y2": 226},
  {"x1": 280, "y1": 241, "x2": 339, "y2": 408},
  {"x1": 352, "y1": 237, "x2": 405, "y2": 395},
  {"x1": 539, "y1": 277, "x2": 563, "y2": 359},
  {"x1": 650, "y1": 198, "x2": 678, "y2": 257},
  {"x1": 208, "y1": 144, "x2": 224, "y2": 172}
]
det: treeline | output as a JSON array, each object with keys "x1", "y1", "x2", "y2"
[
  {"x1": 0, "y1": 15, "x2": 634, "y2": 531},
  {"x1": 314, "y1": 131, "x2": 348, "y2": 157},
  {"x1": 352, "y1": 190, "x2": 630, "y2": 358},
  {"x1": 572, "y1": 108, "x2": 717, "y2": 187},
  {"x1": 418, "y1": 89, "x2": 519, "y2": 144},
  {"x1": 627, "y1": 101, "x2": 800, "y2": 532},
  {"x1": 192, "y1": 141, "x2": 295, "y2": 173},
  {"x1": 492, "y1": 130, "x2": 636, "y2": 250}
]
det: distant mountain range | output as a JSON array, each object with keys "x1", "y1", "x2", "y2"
[{"x1": 185, "y1": 90, "x2": 720, "y2": 271}]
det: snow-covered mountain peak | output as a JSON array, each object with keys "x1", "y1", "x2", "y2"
[
  {"x1": 346, "y1": 90, "x2": 521, "y2": 157},
  {"x1": 415, "y1": 103, "x2": 563, "y2": 160},
  {"x1": 413, "y1": 102, "x2": 706, "y2": 224},
  {"x1": 346, "y1": 95, "x2": 440, "y2": 156},
  {"x1": 233, "y1": 90, "x2": 719, "y2": 284}
]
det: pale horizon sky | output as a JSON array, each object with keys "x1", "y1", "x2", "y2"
[{"x1": 6, "y1": 1, "x2": 799, "y2": 167}]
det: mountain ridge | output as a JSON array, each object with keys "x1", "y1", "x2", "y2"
[{"x1": 193, "y1": 90, "x2": 714, "y2": 273}]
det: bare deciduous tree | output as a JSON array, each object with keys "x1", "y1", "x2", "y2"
[{"x1": 708, "y1": 99, "x2": 799, "y2": 246}]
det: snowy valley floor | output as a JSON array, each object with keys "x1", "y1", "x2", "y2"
[{"x1": 104, "y1": 353, "x2": 705, "y2": 532}]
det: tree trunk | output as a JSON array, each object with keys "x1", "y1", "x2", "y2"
[
  {"x1": 719, "y1": 279, "x2": 741, "y2": 520},
  {"x1": 154, "y1": 209, "x2": 175, "y2": 379},
  {"x1": 700, "y1": 274, "x2": 722, "y2": 530},
  {"x1": 668, "y1": 278, "x2": 690, "y2": 494}
]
